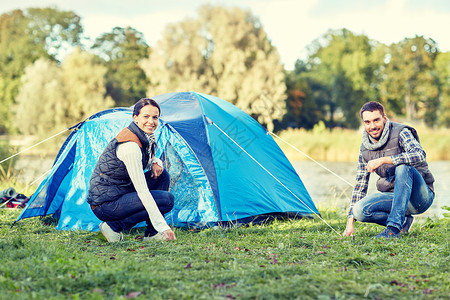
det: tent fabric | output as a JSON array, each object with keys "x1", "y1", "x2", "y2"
[{"x1": 16, "y1": 92, "x2": 318, "y2": 230}]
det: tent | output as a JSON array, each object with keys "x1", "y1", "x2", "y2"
[{"x1": 16, "y1": 92, "x2": 318, "y2": 230}]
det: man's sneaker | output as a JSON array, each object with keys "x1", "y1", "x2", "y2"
[
  {"x1": 99, "y1": 222, "x2": 123, "y2": 242},
  {"x1": 401, "y1": 215, "x2": 414, "y2": 234},
  {"x1": 374, "y1": 227, "x2": 401, "y2": 239},
  {"x1": 143, "y1": 232, "x2": 168, "y2": 242}
]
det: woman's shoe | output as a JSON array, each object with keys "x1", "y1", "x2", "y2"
[{"x1": 99, "y1": 222, "x2": 123, "y2": 242}]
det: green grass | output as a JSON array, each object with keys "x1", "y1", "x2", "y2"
[{"x1": 0, "y1": 209, "x2": 448, "y2": 299}]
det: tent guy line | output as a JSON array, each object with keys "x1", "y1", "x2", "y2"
[
  {"x1": 211, "y1": 121, "x2": 341, "y2": 236},
  {"x1": 0, "y1": 129, "x2": 69, "y2": 208},
  {"x1": 0, "y1": 128, "x2": 70, "y2": 166},
  {"x1": 270, "y1": 132, "x2": 356, "y2": 189}
]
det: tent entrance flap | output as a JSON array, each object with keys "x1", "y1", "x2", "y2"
[{"x1": 158, "y1": 125, "x2": 220, "y2": 227}]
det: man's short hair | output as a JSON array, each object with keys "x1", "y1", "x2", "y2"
[{"x1": 360, "y1": 101, "x2": 385, "y2": 118}]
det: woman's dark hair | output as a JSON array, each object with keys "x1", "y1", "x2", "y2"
[
  {"x1": 360, "y1": 101, "x2": 385, "y2": 118},
  {"x1": 133, "y1": 98, "x2": 161, "y2": 116}
]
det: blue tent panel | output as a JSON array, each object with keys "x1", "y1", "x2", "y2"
[{"x1": 197, "y1": 93, "x2": 317, "y2": 221}]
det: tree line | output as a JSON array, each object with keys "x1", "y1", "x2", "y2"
[{"x1": 0, "y1": 5, "x2": 448, "y2": 137}]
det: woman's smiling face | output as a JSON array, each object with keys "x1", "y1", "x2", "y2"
[{"x1": 133, "y1": 104, "x2": 160, "y2": 134}]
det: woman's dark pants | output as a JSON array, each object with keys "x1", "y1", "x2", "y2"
[{"x1": 92, "y1": 170, "x2": 174, "y2": 237}]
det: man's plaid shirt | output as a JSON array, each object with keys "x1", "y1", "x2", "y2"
[{"x1": 348, "y1": 128, "x2": 426, "y2": 218}]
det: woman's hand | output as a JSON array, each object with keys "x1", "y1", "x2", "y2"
[
  {"x1": 164, "y1": 229, "x2": 176, "y2": 240},
  {"x1": 151, "y1": 163, "x2": 163, "y2": 178}
]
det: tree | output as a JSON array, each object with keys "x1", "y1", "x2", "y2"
[
  {"x1": 306, "y1": 29, "x2": 380, "y2": 128},
  {"x1": 13, "y1": 58, "x2": 63, "y2": 136},
  {"x1": 25, "y1": 7, "x2": 83, "y2": 60},
  {"x1": 0, "y1": 10, "x2": 45, "y2": 134},
  {"x1": 0, "y1": 8, "x2": 83, "y2": 134},
  {"x1": 435, "y1": 51, "x2": 450, "y2": 127},
  {"x1": 140, "y1": 5, "x2": 286, "y2": 131},
  {"x1": 380, "y1": 36, "x2": 439, "y2": 125},
  {"x1": 282, "y1": 60, "x2": 329, "y2": 129},
  {"x1": 91, "y1": 26, "x2": 149, "y2": 106},
  {"x1": 14, "y1": 48, "x2": 113, "y2": 136},
  {"x1": 61, "y1": 48, "x2": 114, "y2": 123}
]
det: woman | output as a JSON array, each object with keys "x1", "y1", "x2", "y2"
[{"x1": 87, "y1": 98, "x2": 176, "y2": 242}]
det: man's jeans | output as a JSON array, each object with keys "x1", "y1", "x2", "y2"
[
  {"x1": 92, "y1": 169, "x2": 174, "y2": 236},
  {"x1": 353, "y1": 164, "x2": 434, "y2": 230}
]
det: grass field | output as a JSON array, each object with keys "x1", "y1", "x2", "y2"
[{"x1": 1, "y1": 208, "x2": 448, "y2": 299}]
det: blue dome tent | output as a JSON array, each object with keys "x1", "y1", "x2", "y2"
[{"x1": 15, "y1": 92, "x2": 318, "y2": 230}]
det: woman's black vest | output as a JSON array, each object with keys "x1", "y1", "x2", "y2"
[
  {"x1": 87, "y1": 122, "x2": 151, "y2": 206},
  {"x1": 361, "y1": 122, "x2": 434, "y2": 193}
]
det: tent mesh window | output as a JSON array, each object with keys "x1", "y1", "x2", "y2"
[{"x1": 163, "y1": 141, "x2": 203, "y2": 223}]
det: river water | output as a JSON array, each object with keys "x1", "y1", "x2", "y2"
[
  {"x1": 13, "y1": 157, "x2": 450, "y2": 219},
  {"x1": 292, "y1": 161, "x2": 449, "y2": 220}
]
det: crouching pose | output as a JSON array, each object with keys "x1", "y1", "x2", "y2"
[
  {"x1": 343, "y1": 101, "x2": 435, "y2": 239},
  {"x1": 87, "y1": 98, "x2": 176, "y2": 242}
]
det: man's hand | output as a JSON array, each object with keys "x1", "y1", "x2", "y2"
[
  {"x1": 151, "y1": 163, "x2": 163, "y2": 178},
  {"x1": 342, "y1": 217, "x2": 355, "y2": 237},
  {"x1": 366, "y1": 157, "x2": 393, "y2": 173}
]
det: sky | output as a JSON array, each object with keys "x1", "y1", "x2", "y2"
[{"x1": 1, "y1": 0, "x2": 449, "y2": 70}]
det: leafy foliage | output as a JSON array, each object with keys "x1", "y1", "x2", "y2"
[
  {"x1": 284, "y1": 31, "x2": 449, "y2": 130},
  {"x1": 435, "y1": 52, "x2": 450, "y2": 127},
  {"x1": 140, "y1": 5, "x2": 286, "y2": 131},
  {"x1": 0, "y1": 6, "x2": 449, "y2": 136},
  {"x1": 24, "y1": 7, "x2": 83, "y2": 60},
  {"x1": 380, "y1": 36, "x2": 440, "y2": 125},
  {"x1": 282, "y1": 61, "x2": 330, "y2": 130},
  {"x1": 305, "y1": 29, "x2": 380, "y2": 129},
  {"x1": 0, "y1": 8, "x2": 83, "y2": 134},
  {"x1": 91, "y1": 26, "x2": 149, "y2": 107},
  {"x1": 14, "y1": 48, "x2": 113, "y2": 136}
]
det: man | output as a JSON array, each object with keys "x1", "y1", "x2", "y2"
[{"x1": 343, "y1": 101, "x2": 435, "y2": 239}]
